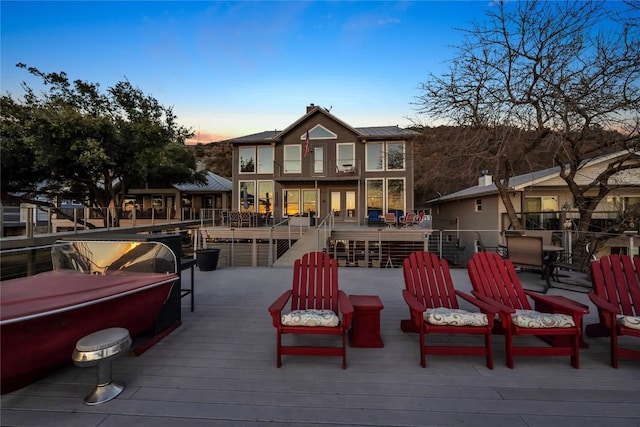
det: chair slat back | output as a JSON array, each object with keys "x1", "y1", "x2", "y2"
[
  {"x1": 291, "y1": 252, "x2": 339, "y2": 312},
  {"x1": 590, "y1": 255, "x2": 640, "y2": 317},
  {"x1": 403, "y1": 252, "x2": 458, "y2": 309},
  {"x1": 467, "y1": 252, "x2": 531, "y2": 310}
]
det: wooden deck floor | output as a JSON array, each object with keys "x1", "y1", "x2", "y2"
[{"x1": 1, "y1": 266, "x2": 639, "y2": 427}]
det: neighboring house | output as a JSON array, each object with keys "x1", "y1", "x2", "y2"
[
  {"x1": 125, "y1": 171, "x2": 232, "y2": 221},
  {"x1": 425, "y1": 150, "x2": 640, "y2": 262},
  {"x1": 225, "y1": 104, "x2": 421, "y2": 225}
]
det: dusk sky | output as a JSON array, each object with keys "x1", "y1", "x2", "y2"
[{"x1": 0, "y1": 1, "x2": 627, "y2": 144}]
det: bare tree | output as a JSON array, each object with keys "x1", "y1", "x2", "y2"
[{"x1": 415, "y1": 0, "x2": 640, "y2": 240}]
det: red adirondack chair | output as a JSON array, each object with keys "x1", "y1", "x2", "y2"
[
  {"x1": 467, "y1": 252, "x2": 588, "y2": 368},
  {"x1": 402, "y1": 252, "x2": 497, "y2": 368},
  {"x1": 268, "y1": 252, "x2": 353, "y2": 368},
  {"x1": 587, "y1": 254, "x2": 640, "y2": 368}
]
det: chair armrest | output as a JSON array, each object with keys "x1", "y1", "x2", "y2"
[
  {"x1": 402, "y1": 289, "x2": 426, "y2": 314},
  {"x1": 338, "y1": 290, "x2": 354, "y2": 330},
  {"x1": 268, "y1": 290, "x2": 292, "y2": 327},
  {"x1": 524, "y1": 292, "x2": 589, "y2": 314},
  {"x1": 589, "y1": 292, "x2": 620, "y2": 315}
]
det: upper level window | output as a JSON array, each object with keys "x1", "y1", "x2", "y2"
[
  {"x1": 386, "y1": 142, "x2": 405, "y2": 170},
  {"x1": 475, "y1": 199, "x2": 483, "y2": 212},
  {"x1": 257, "y1": 146, "x2": 273, "y2": 174},
  {"x1": 336, "y1": 143, "x2": 355, "y2": 172},
  {"x1": 314, "y1": 146, "x2": 324, "y2": 174},
  {"x1": 284, "y1": 145, "x2": 301, "y2": 173},
  {"x1": 239, "y1": 146, "x2": 255, "y2": 173},
  {"x1": 366, "y1": 143, "x2": 384, "y2": 171}
]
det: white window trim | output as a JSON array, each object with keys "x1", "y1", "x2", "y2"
[
  {"x1": 283, "y1": 145, "x2": 302, "y2": 174},
  {"x1": 239, "y1": 146, "x2": 256, "y2": 174},
  {"x1": 257, "y1": 146, "x2": 274, "y2": 174},
  {"x1": 336, "y1": 142, "x2": 355, "y2": 172},
  {"x1": 386, "y1": 177, "x2": 406, "y2": 214},
  {"x1": 365, "y1": 142, "x2": 384, "y2": 172},
  {"x1": 386, "y1": 141, "x2": 406, "y2": 171}
]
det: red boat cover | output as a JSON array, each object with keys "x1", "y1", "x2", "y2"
[{"x1": 1, "y1": 270, "x2": 178, "y2": 323}]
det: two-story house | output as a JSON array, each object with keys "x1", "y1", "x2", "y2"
[{"x1": 226, "y1": 104, "x2": 420, "y2": 225}]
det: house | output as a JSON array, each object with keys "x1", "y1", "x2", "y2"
[
  {"x1": 44, "y1": 171, "x2": 232, "y2": 232},
  {"x1": 225, "y1": 104, "x2": 421, "y2": 226},
  {"x1": 425, "y1": 151, "x2": 640, "y2": 263}
]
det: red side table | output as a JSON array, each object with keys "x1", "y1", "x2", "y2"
[{"x1": 349, "y1": 295, "x2": 384, "y2": 348}]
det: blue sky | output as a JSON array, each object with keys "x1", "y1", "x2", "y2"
[{"x1": 2, "y1": 1, "x2": 512, "y2": 142}]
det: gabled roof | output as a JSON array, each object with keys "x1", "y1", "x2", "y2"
[
  {"x1": 225, "y1": 105, "x2": 420, "y2": 144},
  {"x1": 173, "y1": 171, "x2": 232, "y2": 193},
  {"x1": 275, "y1": 105, "x2": 361, "y2": 140},
  {"x1": 427, "y1": 150, "x2": 639, "y2": 204}
]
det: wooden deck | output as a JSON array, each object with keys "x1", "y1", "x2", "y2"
[{"x1": 2, "y1": 266, "x2": 639, "y2": 427}]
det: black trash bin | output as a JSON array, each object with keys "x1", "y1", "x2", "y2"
[{"x1": 196, "y1": 249, "x2": 220, "y2": 271}]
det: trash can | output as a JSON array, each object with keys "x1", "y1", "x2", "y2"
[{"x1": 196, "y1": 249, "x2": 220, "y2": 271}]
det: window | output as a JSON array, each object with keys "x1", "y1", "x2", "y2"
[
  {"x1": 366, "y1": 143, "x2": 384, "y2": 171},
  {"x1": 284, "y1": 189, "x2": 300, "y2": 216},
  {"x1": 386, "y1": 142, "x2": 405, "y2": 170},
  {"x1": 366, "y1": 179, "x2": 384, "y2": 210},
  {"x1": 475, "y1": 199, "x2": 482, "y2": 212},
  {"x1": 525, "y1": 196, "x2": 558, "y2": 229},
  {"x1": 239, "y1": 147, "x2": 255, "y2": 173},
  {"x1": 387, "y1": 178, "x2": 405, "y2": 215},
  {"x1": 257, "y1": 181, "x2": 274, "y2": 215},
  {"x1": 366, "y1": 141, "x2": 405, "y2": 171},
  {"x1": 314, "y1": 146, "x2": 324, "y2": 174},
  {"x1": 346, "y1": 191, "x2": 356, "y2": 218},
  {"x1": 239, "y1": 181, "x2": 255, "y2": 212},
  {"x1": 302, "y1": 189, "x2": 318, "y2": 215},
  {"x1": 257, "y1": 146, "x2": 273, "y2": 174},
  {"x1": 284, "y1": 145, "x2": 301, "y2": 173},
  {"x1": 336, "y1": 143, "x2": 355, "y2": 172}
]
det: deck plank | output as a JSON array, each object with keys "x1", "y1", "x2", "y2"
[{"x1": 1, "y1": 266, "x2": 639, "y2": 427}]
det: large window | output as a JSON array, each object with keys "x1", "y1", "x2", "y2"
[
  {"x1": 387, "y1": 178, "x2": 405, "y2": 215},
  {"x1": 302, "y1": 189, "x2": 318, "y2": 215},
  {"x1": 365, "y1": 141, "x2": 405, "y2": 171},
  {"x1": 366, "y1": 179, "x2": 384, "y2": 210},
  {"x1": 257, "y1": 146, "x2": 273, "y2": 174},
  {"x1": 284, "y1": 189, "x2": 300, "y2": 216},
  {"x1": 239, "y1": 147, "x2": 255, "y2": 173},
  {"x1": 366, "y1": 178, "x2": 406, "y2": 214},
  {"x1": 336, "y1": 143, "x2": 355, "y2": 172},
  {"x1": 257, "y1": 181, "x2": 274, "y2": 215},
  {"x1": 239, "y1": 181, "x2": 255, "y2": 212},
  {"x1": 366, "y1": 143, "x2": 384, "y2": 171},
  {"x1": 525, "y1": 196, "x2": 558, "y2": 229},
  {"x1": 284, "y1": 145, "x2": 301, "y2": 173},
  {"x1": 386, "y1": 142, "x2": 405, "y2": 170}
]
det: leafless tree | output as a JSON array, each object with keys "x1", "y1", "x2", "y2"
[{"x1": 415, "y1": 0, "x2": 640, "y2": 241}]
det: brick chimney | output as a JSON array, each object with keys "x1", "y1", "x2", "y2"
[{"x1": 306, "y1": 103, "x2": 316, "y2": 113}]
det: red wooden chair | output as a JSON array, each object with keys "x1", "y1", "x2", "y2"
[
  {"x1": 587, "y1": 254, "x2": 640, "y2": 368},
  {"x1": 402, "y1": 252, "x2": 497, "y2": 368},
  {"x1": 467, "y1": 252, "x2": 588, "y2": 368},
  {"x1": 268, "y1": 252, "x2": 353, "y2": 368}
]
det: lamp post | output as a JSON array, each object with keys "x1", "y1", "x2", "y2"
[{"x1": 562, "y1": 201, "x2": 572, "y2": 263}]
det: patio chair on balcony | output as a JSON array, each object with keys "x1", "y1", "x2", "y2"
[
  {"x1": 383, "y1": 213, "x2": 397, "y2": 228},
  {"x1": 402, "y1": 252, "x2": 497, "y2": 368},
  {"x1": 467, "y1": 251, "x2": 588, "y2": 369},
  {"x1": 228, "y1": 210, "x2": 240, "y2": 228},
  {"x1": 268, "y1": 252, "x2": 354, "y2": 368},
  {"x1": 400, "y1": 212, "x2": 416, "y2": 228},
  {"x1": 587, "y1": 254, "x2": 640, "y2": 368}
]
